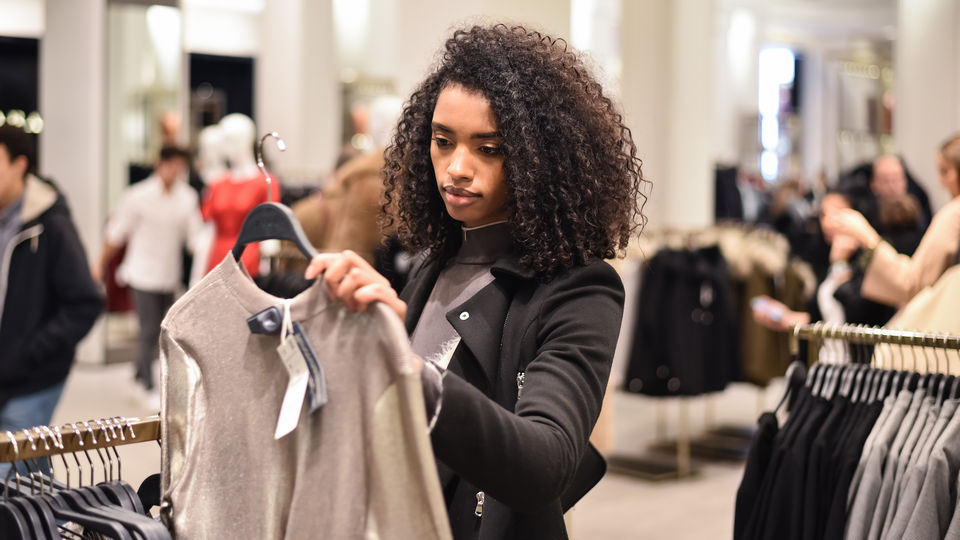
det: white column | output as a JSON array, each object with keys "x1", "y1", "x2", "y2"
[
  {"x1": 894, "y1": 0, "x2": 960, "y2": 211},
  {"x1": 622, "y1": 0, "x2": 716, "y2": 230},
  {"x1": 257, "y1": 0, "x2": 340, "y2": 183},
  {"x1": 40, "y1": 0, "x2": 106, "y2": 363}
]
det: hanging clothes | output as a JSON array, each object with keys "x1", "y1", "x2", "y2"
[
  {"x1": 160, "y1": 253, "x2": 451, "y2": 539},
  {"x1": 201, "y1": 175, "x2": 275, "y2": 277},
  {"x1": 622, "y1": 244, "x2": 740, "y2": 396},
  {"x1": 737, "y1": 353, "x2": 960, "y2": 540}
]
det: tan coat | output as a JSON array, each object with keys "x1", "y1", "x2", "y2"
[
  {"x1": 278, "y1": 151, "x2": 387, "y2": 272},
  {"x1": 863, "y1": 196, "x2": 960, "y2": 307}
]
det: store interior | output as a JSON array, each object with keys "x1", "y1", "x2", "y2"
[{"x1": 3, "y1": 0, "x2": 960, "y2": 538}]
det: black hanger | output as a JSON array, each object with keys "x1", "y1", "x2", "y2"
[
  {"x1": 774, "y1": 360, "x2": 807, "y2": 414},
  {"x1": 230, "y1": 132, "x2": 319, "y2": 263}
]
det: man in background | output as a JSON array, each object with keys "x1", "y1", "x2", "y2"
[
  {"x1": 0, "y1": 124, "x2": 102, "y2": 473},
  {"x1": 94, "y1": 145, "x2": 201, "y2": 408}
]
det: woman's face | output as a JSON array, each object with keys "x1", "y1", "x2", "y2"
[
  {"x1": 430, "y1": 84, "x2": 510, "y2": 228},
  {"x1": 936, "y1": 151, "x2": 960, "y2": 198}
]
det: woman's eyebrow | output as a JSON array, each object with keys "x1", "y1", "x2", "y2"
[{"x1": 431, "y1": 122, "x2": 501, "y2": 140}]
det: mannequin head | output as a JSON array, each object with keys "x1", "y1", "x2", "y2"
[
  {"x1": 367, "y1": 95, "x2": 403, "y2": 150},
  {"x1": 218, "y1": 113, "x2": 258, "y2": 178},
  {"x1": 196, "y1": 124, "x2": 227, "y2": 183}
]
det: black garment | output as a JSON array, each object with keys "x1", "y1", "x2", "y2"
[
  {"x1": 715, "y1": 165, "x2": 744, "y2": 221},
  {"x1": 754, "y1": 392, "x2": 832, "y2": 540},
  {"x1": 734, "y1": 412, "x2": 780, "y2": 540},
  {"x1": 801, "y1": 396, "x2": 851, "y2": 540},
  {"x1": 402, "y1": 252, "x2": 624, "y2": 540},
  {"x1": 623, "y1": 246, "x2": 740, "y2": 396},
  {"x1": 822, "y1": 401, "x2": 884, "y2": 540},
  {"x1": 374, "y1": 234, "x2": 414, "y2": 292},
  {"x1": 0, "y1": 175, "x2": 103, "y2": 400}
]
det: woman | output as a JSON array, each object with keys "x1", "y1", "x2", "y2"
[
  {"x1": 305, "y1": 24, "x2": 645, "y2": 540},
  {"x1": 831, "y1": 134, "x2": 960, "y2": 308}
]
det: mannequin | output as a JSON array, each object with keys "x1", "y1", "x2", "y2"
[
  {"x1": 195, "y1": 124, "x2": 227, "y2": 184},
  {"x1": 201, "y1": 113, "x2": 275, "y2": 276}
]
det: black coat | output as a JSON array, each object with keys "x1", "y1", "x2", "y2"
[
  {"x1": 0, "y1": 176, "x2": 102, "y2": 401},
  {"x1": 401, "y1": 253, "x2": 624, "y2": 540},
  {"x1": 623, "y1": 246, "x2": 740, "y2": 396}
]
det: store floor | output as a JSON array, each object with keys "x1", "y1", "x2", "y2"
[{"x1": 51, "y1": 359, "x2": 783, "y2": 538}]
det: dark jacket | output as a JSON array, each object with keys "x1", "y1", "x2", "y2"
[
  {"x1": 0, "y1": 175, "x2": 102, "y2": 399},
  {"x1": 402, "y1": 253, "x2": 624, "y2": 540},
  {"x1": 623, "y1": 245, "x2": 741, "y2": 395}
]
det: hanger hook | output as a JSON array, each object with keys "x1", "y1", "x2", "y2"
[
  {"x1": 5, "y1": 431, "x2": 19, "y2": 499},
  {"x1": 256, "y1": 131, "x2": 286, "y2": 203},
  {"x1": 53, "y1": 425, "x2": 71, "y2": 490}
]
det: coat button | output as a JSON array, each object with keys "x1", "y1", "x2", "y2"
[{"x1": 459, "y1": 311, "x2": 470, "y2": 320}]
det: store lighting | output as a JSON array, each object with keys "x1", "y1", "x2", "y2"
[
  {"x1": 760, "y1": 150, "x2": 779, "y2": 181},
  {"x1": 6, "y1": 110, "x2": 25, "y2": 129},
  {"x1": 26, "y1": 112, "x2": 44, "y2": 134},
  {"x1": 758, "y1": 46, "x2": 795, "y2": 182}
]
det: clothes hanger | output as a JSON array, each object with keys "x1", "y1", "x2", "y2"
[
  {"x1": 72, "y1": 422, "x2": 168, "y2": 539},
  {"x1": 3, "y1": 427, "x2": 132, "y2": 540},
  {"x1": 231, "y1": 132, "x2": 319, "y2": 263},
  {"x1": 774, "y1": 360, "x2": 807, "y2": 414}
]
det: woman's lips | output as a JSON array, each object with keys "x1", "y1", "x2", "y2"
[{"x1": 443, "y1": 186, "x2": 480, "y2": 206}]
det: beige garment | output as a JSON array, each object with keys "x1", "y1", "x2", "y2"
[
  {"x1": 872, "y1": 264, "x2": 960, "y2": 372},
  {"x1": 863, "y1": 195, "x2": 960, "y2": 308},
  {"x1": 277, "y1": 151, "x2": 387, "y2": 273},
  {"x1": 160, "y1": 254, "x2": 450, "y2": 540}
]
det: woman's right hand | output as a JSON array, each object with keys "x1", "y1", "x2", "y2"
[
  {"x1": 829, "y1": 208, "x2": 881, "y2": 250},
  {"x1": 304, "y1": 250, "x2": 407, "y2": 322}
]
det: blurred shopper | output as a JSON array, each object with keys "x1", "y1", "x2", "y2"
[
  {"x1": 839, "y1": 154, "x2": 933, "y2": 229},
  {"x1": 831, "y1": 134, "x2": 960, "y2": 308},
  {"x1": 0, "y1": 124, "x2": 102, "y2": 474},
  {"x1": 94, "y1": 145, "x2": 201, "y2": 406}
]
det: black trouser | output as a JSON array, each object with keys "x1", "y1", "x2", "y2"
[{"x1": 131, "y1": 288, "x2": 174, "y2": 390}]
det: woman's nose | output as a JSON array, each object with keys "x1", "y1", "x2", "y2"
[{"x1": 447, "y1": 146, "x2": 473, "y2": 179}]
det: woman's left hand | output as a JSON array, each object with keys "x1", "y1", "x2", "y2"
[{"x1": 304, "y1": 250, "x2": 407, "y2": 322}]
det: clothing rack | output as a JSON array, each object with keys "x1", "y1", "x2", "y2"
[
  {"x1": 0, "y1": 415, "x2": 160, "y2": 462},
  {"x1": 792, "y1": 322, "x2": 960, "y2": 369}
]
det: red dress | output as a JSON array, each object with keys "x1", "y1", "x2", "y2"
[{"x1": 202, "y1": 175, "x2": 278, "y2": 276}]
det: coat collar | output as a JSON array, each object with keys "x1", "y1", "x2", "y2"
[
  {"x1": 21, "y1": 175, "x2": 58, "y2": 224},
  {"x1": 402, "y1": 249, "x2": 536, "y2": 388}
]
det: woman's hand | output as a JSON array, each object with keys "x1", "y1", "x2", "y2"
[
  {"x1": 304, "y1": 250, "x2": 407, "y2": 322},
  {"x1": 750, "y1": 295, "x2": 810, "y2": 332},
  {"x1": 829, "y1": 209, "x2": 881, "y2": 249},
  {"x1": 829, "y1": 233, "x2": 859, "y2": 264}
]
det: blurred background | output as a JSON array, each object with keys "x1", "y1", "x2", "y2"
[{"x1": 1, "y1": 0, "x2": 954, "y2": 537}]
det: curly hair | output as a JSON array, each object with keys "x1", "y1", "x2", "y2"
[{"x1": 383, "y1": 24, "x2": 647, "y2": 278}]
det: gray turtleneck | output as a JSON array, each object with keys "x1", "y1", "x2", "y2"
[{"x1": 410, "y1": 221, "x2": 512, "y2": 368}]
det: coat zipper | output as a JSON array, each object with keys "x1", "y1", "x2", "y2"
[{"x1": 475, "y1": 491, "x2": 485, "y2": 517}]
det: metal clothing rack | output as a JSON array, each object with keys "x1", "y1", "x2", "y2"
[
  {"x1": 792, "y1": 322, "x2": 960, "y2": 368},
  {"x1": 0, "y1": 415, "x2": 160, "y2": 463}
]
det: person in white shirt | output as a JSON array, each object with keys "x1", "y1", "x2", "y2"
[{"x1": 94, "y1": 145, "x2": 202, "y2": 399}]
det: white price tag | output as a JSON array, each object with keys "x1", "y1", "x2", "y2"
[{"x1": 274, "y1": 300, "x2": 310, "y2": 439}]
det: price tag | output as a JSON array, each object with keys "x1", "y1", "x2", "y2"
[{"x1": 274, "y1": 301, "x2": 309, "y2": 439}]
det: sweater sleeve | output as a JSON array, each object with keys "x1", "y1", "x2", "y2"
[{"x1": 861, "y1": 197, "x2": 960, "y2": 307}]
